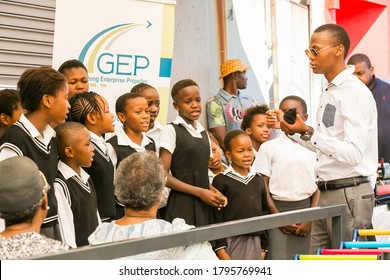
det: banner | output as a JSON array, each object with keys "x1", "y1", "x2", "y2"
[{"x1": 52, "y1": 0, "x2": 176, "y2": 124}]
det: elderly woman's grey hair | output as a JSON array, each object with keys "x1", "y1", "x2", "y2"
[{"x1": 114, "y1": 151, "x2": 165, "y2": 211}]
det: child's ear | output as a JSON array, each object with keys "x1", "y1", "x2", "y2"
[
  {"x1": 117, "y1": 112, "x2": 126, "y2": 123},
  {"x1": 64, "y1": 146, "x2": 73, "y2": 158},
  {"x1": 173, "y1": 101, "x2": 178, "y2": 111},
  {"x1": 42, "y1": 94, "x2": 52, "y2": 109},
  {"x1": 225, "y1": 150, "x2": 231, "y2": 161},
  {"x1": 245, "y1": 128, "x2": 252, "y2": 136},
  {"x1": 0, "y1": 113, "x2": 11, "y2": 126},
  {"x1": 86, "y1": 113, "x2": 96, "y2": 125},
  {"x1": 303, "y1": 113, "x2": 308, "y2": 122}
]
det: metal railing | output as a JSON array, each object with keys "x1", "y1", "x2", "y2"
[{"x1": 31, "y1": 204, "x2": 345, "y2": 260}]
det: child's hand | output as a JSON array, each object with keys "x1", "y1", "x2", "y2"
[
  {"x1": 295, "y1": 221, "x2": 311, "y2": 237},
  {"x1": 261, "y1": 250, "x2": 267, "y2": 260},
  {"x1": 199, "y1": 188, "x2": 227, "y2": 208},
  {"x1": 279, "y1": 224, "x2": 299, "y2": 235},
  {"x1": 209, "y1": 185, "x2": 228, "y2": 209}
]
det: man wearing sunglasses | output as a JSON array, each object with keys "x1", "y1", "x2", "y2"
[{"x1": 266, "y1": 24, "x2": 378, "y2": 253}]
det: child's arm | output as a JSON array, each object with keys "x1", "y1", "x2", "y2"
[
  {"x1": 262, "y1": 175, "x2": 278, "y2": 214},
  {"x1": 262, "y1": 175, "x2": 298, "y2": 234},
  {"x1": 295, "y1": 189, "x2": 319, "y2": 237},
  {"x1": 53, "y1": 179, "x2": 77, "y2": 248},
  {"x1": 160, "y1": 148, "x2": 227, "y2": 208},
  {"x1": 215, "y1": 248, "x2": 231, "y2": 260}
]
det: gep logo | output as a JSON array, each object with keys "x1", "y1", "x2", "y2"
[{"x1": 78, "y1": 22, "x2": 154, "y2": 86}]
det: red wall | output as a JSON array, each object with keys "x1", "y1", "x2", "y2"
[{"x1": 336, "y1": 0, "x2": 390, "y2": 77}]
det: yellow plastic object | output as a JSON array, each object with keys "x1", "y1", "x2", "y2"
[
  {"x1": 297, "y1": 255, "x2": 378, "y2": 260},
  {"x1": 358, "y1": 229, "x2": 390, "y2": 236}
]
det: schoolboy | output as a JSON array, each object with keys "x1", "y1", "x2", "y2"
[
  {"x1": 253, "y1": 95, "x2": 319, "y2": 259},
  {"x1": 0, "y1": 66, "x2": 70, "y2": 240},
  {"x1": 54, "y1": 121, "x2": 100, "y2": 248}
]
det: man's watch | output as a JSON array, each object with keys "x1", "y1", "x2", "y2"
[{"x1": 300, "y1": 126, "x2": 314, "y2": 141}]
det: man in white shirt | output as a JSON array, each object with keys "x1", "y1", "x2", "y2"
[{"x1": 267, "y1": 24, "x2": 378, "y2": 252}]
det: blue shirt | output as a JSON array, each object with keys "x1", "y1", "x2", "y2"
[{"x1": 370, "y1": 76, "x2": 390, "y2": 163}]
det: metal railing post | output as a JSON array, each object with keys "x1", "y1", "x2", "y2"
[{"x1": 331, "y1": 206, "x2": 345, "y2": 248}]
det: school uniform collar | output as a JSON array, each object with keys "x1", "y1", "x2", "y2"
[
  {"x1": 172, "y1": 115, "x2": 205, "y2": 133},
  {"x1": 57, "y1": 160, "x2": 90, "y2": 184},
  {"x1": 89, "y1": 131, "x2": 107, "y2": 153},
  {"x1": 147, "y1": 120, "x2": 163, "y2": 135},
  {"x1": 18, "y1": 114, "x2": 55, "y2": 146},
  {"x1": 327, "y1": 65, "x2": 355, "y2": 88},
  {"x1": 116, "y1": 125, "x2": 152, "y2": 148},
  {"x1": 223, "y1": 165, "x2": 257, "y2": 180}
]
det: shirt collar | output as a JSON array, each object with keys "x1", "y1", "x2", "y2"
[
  {"x1": 58, "y1": 160, "x2": 90, "y2": 184},
  {"x1": 19, "y1": 114, "x2": 55, "y2": 142},
  {"x1": 147, "y1": 120, "x2": 163, "y2": 135},
  {"x1": 223, "y1": 164, "x2": 257, "y2": 180},
  {"x1": 89, "y1": 131, "x2": 105, "y2": 145},
  {"x1": 172, "y1": 115, "x2": 205, "y2": 133},
  {"x1": 218, "y1": 89, "x2": 241, "y2": 102},
  {"x1": 116, "y1": 126, "x2": 152, "y2": 148},
  {"x1": 328, "y1": 65, "x2": 355, "y2": 87},
  {"x1": 89, "y1": 131, "x2": 107, "y2": 153}
]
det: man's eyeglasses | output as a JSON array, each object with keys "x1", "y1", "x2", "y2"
[{"x1": 305, "y1": 45, "x2": 335, "y2": 57}]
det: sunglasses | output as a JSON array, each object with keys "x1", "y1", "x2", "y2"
[{"x1": 305, "y1": 45, "x2": 336, "y2": 57}]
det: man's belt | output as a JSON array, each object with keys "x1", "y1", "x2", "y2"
[{"x1": 316, "y1": 176, "x2": 370, "y2": 191}]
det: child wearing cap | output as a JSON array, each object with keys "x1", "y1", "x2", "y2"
[
  {"x1": 206, "y1": 59, "x2": 257, "y2": 151},
  {"x1": 0, "y1": 156, "x2": 69, "y2": 259}
]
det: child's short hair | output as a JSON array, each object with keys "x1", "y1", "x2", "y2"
[
  {"x1": 17, "y1": 66, "x2": 66, "y2": 112},
  {"x1": 58, "y1": 59, "x2": 88, "y2": 74},
  {"x1": 241, "y1": 104, "x2": 269, "y2": 131},
  {"x1": 279, "y1": 95, "x2": 307, "y2": 114},
  {"x1": 171, "y1": 79, "x2": 198, "y2": 101},
  {"x1": 130, "y1": 83, "x2": 156, "y2": 94},
  {"x1": 115, "y1": 92, "x2": 143, "y2": 114},
  {"x1": 68, "y1": 91, "x2": 102, "y2": 125},
  {"x1": 55, "y1": 121, "x2": 87, "y2": 158},
  {"x1": 224, "y1": 130, "x2": 248, "y2": 151},
  {"x1": 0, "y1": 89, "x2": 20, "y2": 116}
]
